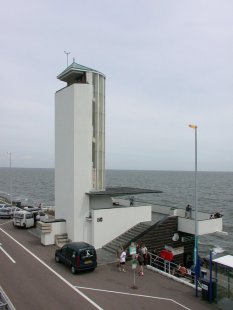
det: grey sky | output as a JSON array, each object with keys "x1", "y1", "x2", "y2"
[{"x1": 0, "y1": 0, "x2": 232, "y2": 171}]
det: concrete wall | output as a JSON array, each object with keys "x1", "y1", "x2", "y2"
[
  {"x1": 89, "y1": 196, "x2": 113, "y2": 210},
  {"x1": 178, "y1": 217, "x2": 222, "y2": 235},
  {"x1": 198, "y1": 218, "x2": 222, "y2": 235},
  {"x1": 55, "y1": 83, "x2": 93, "y2": 242},
  {"x1": 91, "y1": 205, "x2": 151, "y2": 249},
  {"x1": 41, "y1": 221, "x2": 67, "y2": 246}
]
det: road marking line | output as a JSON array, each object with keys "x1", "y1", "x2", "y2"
[
  {"x1": 75, "y1": 286, "x2": 192, "y2": 310},
  {"x1": 0, "y1": 245, "x2": 16, "y2": 263},
  {"x1": 0, "y1": 220, "x2": 13, "y2": 226},
  {"x1": 0, "y1": 228, "x2": 103, "y2": 310}
]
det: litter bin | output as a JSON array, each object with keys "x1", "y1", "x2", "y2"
[{"x1": 201, "y1": 279, "x2": 216, "y2": 302}]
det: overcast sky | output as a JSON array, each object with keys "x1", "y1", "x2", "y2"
[{"x1": 0, "y1": 0, "x2": 232, "y2": 171}]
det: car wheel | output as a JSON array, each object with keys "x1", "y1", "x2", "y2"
[
  {"x1": 71, "y1": 266, "x2": 76, "y2": 274},
  {"x1": 90, "y1": 268, "x2": 95, "y2": 272},
  {"x1": 23, "y1": 223, "x2": 26, "y2": 228},
  {"x1": 55, "y1": 255, "x2": 60, "y2": 263}
]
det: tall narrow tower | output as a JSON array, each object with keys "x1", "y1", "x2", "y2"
[{"x1": 55, "y1": 62, "x2": 105, "y2": 242}]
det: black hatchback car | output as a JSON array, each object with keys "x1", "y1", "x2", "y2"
[{"x1": 55, "y1": 242, "x2": 97, "y2": 274}]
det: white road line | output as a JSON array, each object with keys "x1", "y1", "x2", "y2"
[
  {"x1": 0, "y1": 245, "x2": 16, "y2": 263},
  {"x1": 75, "y1": 286, "x2": 192, "y2": 310},
  {"x1": 0, "y1": 228, "x2": 103, "y2": 310},
  {"x1": 0, "y1": 220, "x2": 13, "y2": 226}
]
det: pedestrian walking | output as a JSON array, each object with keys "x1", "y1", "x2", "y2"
[
  {"x1": 185, "y1": 204, "x2": 192, "y2": 218},
  {"x1": 116, "y1": 245, "x2": 123, "y2": 269},
  {"x1": 119, "y1": 248, "x2": 127, "y2": 272},
  {"x1": 130, "y1": 196, "x2": 134, "y2": 206},
  {"x1": 137, "y1": 247, "x2": 144, "y2": 276},
  {"x1": 140, "y1": 243, "x2": 148, "y2": 265}
]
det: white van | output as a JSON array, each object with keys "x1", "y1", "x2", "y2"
[{"x1": 13, "y1": 210, "x2": 34, "y2": 228}]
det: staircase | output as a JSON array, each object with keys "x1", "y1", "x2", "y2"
[
  {"x1": 102, "y1": 222, "x2": 151, "y2": 255},
  {"x1": 37, "y1": 221, "x2": 52, "y2": 233},
  {"x1": 55, "y1": 233, "x2": 69, "y2": 248},
  {"x1": 131, "y1": 216, "x2": 194, "y2": 265},
  {"x1": 102, "y1": 215, "x2": 195, "y2": 267}
]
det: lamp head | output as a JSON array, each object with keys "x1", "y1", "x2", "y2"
[{"x1": 189, "y1": 124, "x2": 197, "y2": 129}]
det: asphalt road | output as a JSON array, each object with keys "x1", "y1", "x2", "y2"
[
  {"x1": 0, "y1": 222, "x2": 100, "y2": 309},
  {"x1": 0, "y1": 219, "x2": 219, "y2": 310}
]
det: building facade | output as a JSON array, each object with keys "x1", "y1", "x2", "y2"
[{"x1": 55, "y1": 62, "x2": 105, "y2": 242}]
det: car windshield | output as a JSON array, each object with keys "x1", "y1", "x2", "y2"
[
  {"x1": 26, "y1": 214, "x2": 33, "y2": 219},
  {"x1": 14, "y1": 213, "x2": 24, "y2": 219},
  {"x1": 0, "y1": 205, "x2": 10, "y2": 209}
]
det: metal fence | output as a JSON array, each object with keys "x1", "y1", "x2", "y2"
[
  {"x1": 148, "y1": 252, "x2": 195, "y2": 284},
  {"x1": 148, "y1": 252, "x2": 233, "y2": 304}
]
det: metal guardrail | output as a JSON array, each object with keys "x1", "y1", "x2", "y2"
[
  {"x1": 148, "y1": 252, "x2": 196, "y2": 284},
  {"x1": 148, "y1": 252, "x2": 233, "y2": 302},
  {"x1": 0, "y1": 287, "x2": 16, "y2": 310}
]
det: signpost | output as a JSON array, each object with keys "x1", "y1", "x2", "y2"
[{"x1": 130, "y1": 243, "x2": 138, "y2": 289}]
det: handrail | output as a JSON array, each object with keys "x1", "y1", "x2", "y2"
[{"x1": 148, "y1": 251, "x2": 196, "y2": 284}]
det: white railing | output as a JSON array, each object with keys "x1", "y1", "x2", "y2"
[{"x1": 148, "y1": 252, "x2": 195, "y2": 284}]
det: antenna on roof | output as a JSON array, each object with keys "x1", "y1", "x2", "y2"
[{"x1": 64, "y1": 51, "x2": 70, "y2": 67}]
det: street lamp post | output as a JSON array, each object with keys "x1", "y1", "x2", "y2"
[
  {"x1": 7, "y1": 152, "x2": 12, "y2": 205},
  {"x1": 188, "y1": 124, "x2": 199, "y2": 296}
]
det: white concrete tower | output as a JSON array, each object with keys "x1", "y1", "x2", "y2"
[{"x1": 55, "y1": 62, "x2": 105, "y2": 242}]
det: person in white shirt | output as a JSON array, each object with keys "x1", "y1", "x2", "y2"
[
  {"x1": 119, "y1": 249, "x2": 127, "y2": 272},
  {"x1": 141, "y1": 243, "x2": 148, "y2": 266}
]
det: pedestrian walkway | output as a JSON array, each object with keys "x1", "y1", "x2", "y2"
[
  {"x1": 96, "y1": 248, "x2": 116, "y2": 265},
  {"x1": 0, "y1": 218, "x2": 221, "y2": 310}
]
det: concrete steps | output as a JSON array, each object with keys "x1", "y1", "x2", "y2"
[
  {"x1": 37, "y1": 221, "x2": 52, "y2": 233},
  {"x1": 102, "y1": 222, "x2": 151, "y2": 255},
  {"x1": 55, "y1": 233, "x2": 69, "y2": 248},
  {"x1": 103, "y1": 215, "x2": 195, "y2": 267}
]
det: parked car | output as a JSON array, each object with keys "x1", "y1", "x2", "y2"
[
  {"x1": 13, "y1": 210, "x2": 34, "y2": 228},
  {"x1": 23, "y1": 207, "x2": 48, "y2": 223},
  {"x1": 0, "y1": 207, "x2": 13, "y2": 218},
  {"x1": 12, "y1": 206, "x2": 22, "y2": 213},
  {"x1": 0, "y1": 204, "x2": 12, "y2": 209},
  {"x1": 55, "y1": 242, "x2": 97, "y2": 274},
  {"x1": 35, "y1": 210, "x2": 49, "y2": 222}
]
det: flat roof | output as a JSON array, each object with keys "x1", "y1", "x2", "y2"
[
  {"x1": 87, "y1": 186, "x2": 162, "y2": 197},
  {"x1": 213, "y1": 255, "x2": 233, "y2": 268}
]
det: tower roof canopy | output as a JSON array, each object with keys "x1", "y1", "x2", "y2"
[
  {"x1": 57, "y1": 62, "x2": 105, "y2": 83},
  {"x1": 87, "y1": 187, "x2": 162, "y2": 197}
]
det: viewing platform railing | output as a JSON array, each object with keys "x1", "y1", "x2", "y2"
[{"x1": 147, "y1": 251, "x2": 196, "y2": 285}]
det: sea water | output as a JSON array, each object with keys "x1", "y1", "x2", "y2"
[{"x1": 0, "y1": 168, "x2": 232, "y2": 257}]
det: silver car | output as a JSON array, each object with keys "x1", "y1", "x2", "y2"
[{"x1": 0, "y1": 206, "x2": 13, "y2": 218}]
